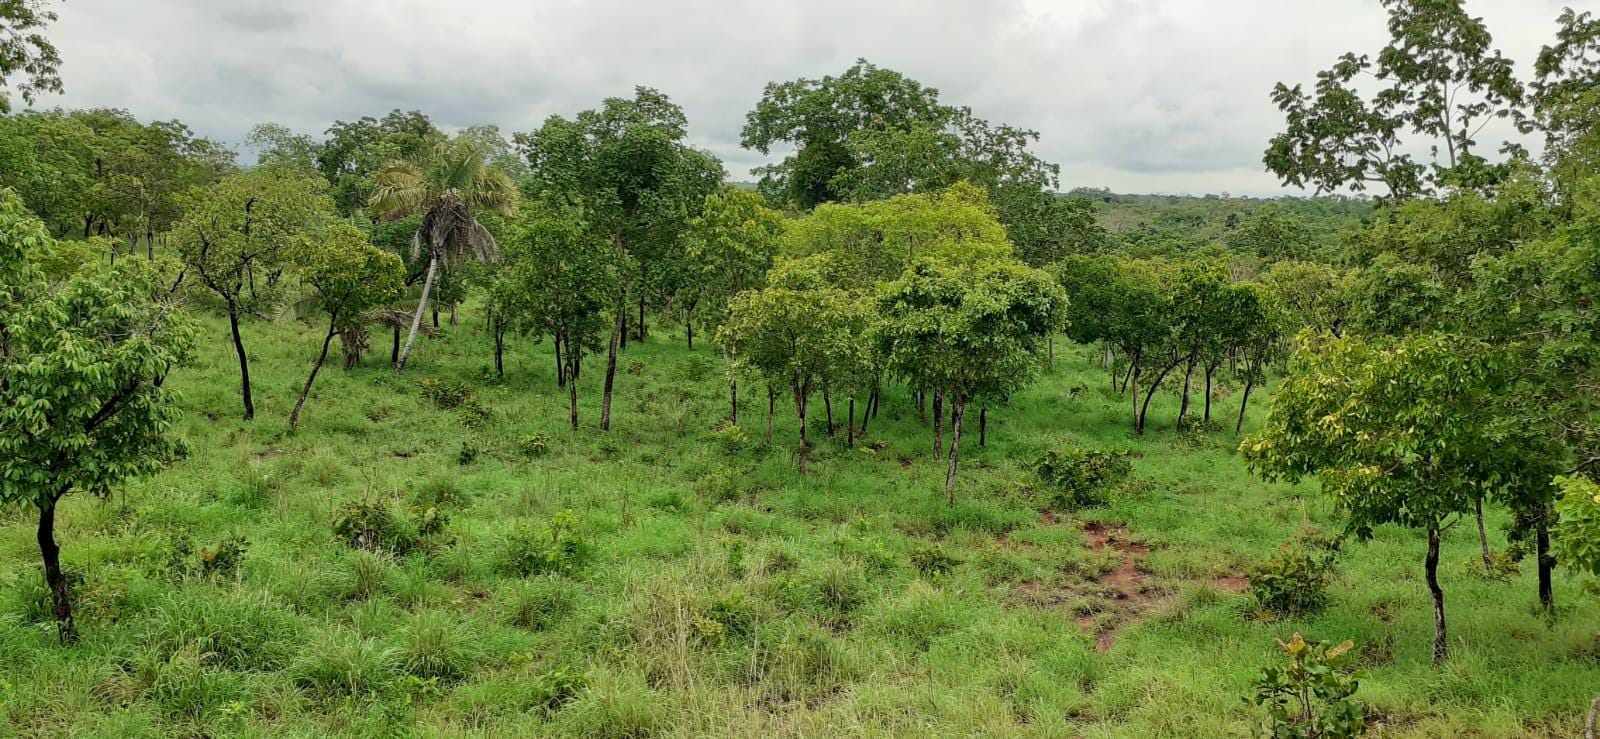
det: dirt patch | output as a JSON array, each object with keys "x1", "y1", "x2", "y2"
[
  {"x1": 1211, "y1": 573, "x2": 1249, "y2": 592},
  {"x1": 1013, "y1": 520, "x2": 1167, "y2": 652}
]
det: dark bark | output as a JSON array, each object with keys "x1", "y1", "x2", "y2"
[
  {"x1": 554, "y1": 331, "x2": 565, "y2": 387},
  {"x1": 1137, "y1": 356, "x2": 1183, "y2": 434},
  {"x1": 766, "y1": 387, "x2": 775, "y2": 444},
  {"x1": 391, "y1": 325, "x2": 400, "y2": 365},
  {"x1": 847, "y1": 397, "x2": 855, "y2": 448},
  {"x1": 1536, "y1": 508, "x2": 1554, "y2": 612},
  {"x1": 1235, "y1": 379, "x2": 1255, "y2": 434},
  {"x1": 932, "y1": 390, "x2": 944, "y2": 459},
  {"x1": 492, "y1": 317, "x2": 505, "y2": 378},
  {"x1": 686, "y1": 316, "x2": 693, "y2": 350},
  {"x1": 1426, "y1": 526, "x2": 1448, "y2": 663},
  {"x1": 290, "y1": 313, "x2": 338, "y2": 431},
  {"x1": 1203, "y1": 364, "x2": 1214, "y2": 423},
  {"x1": 979, "y1": 406, "x2": 987, "y2": 447},
  {"x1": 601, "y1": 304, "x2": 622, "y2": 431},
  {"x1": 1176, "y1": 356, "x2": 1196, "y2": 429},
  {"x1": 226, "y1": 301, "x2": 255, "y2": 421},
  {"x1": 637, "y1": 296, "x2": 646, "y2": 343},
  {"x1": 567, "y1": 359, "x2": 580, "y2": 430},
  {"x1": 38, "y1": 495, "x2": 76, "y2": 644},
  {"x1": 730, "y1": 377, "x2": 738, "y2": 426},
  {"x1": 794, "y1": 380, "x2": 810, "y2": 445},
  {"x1": 945, "y1": 398, "x2": 966, "y2": 506},
  {"x1": 1475, "y1": 499, "x2": 1492, "y2": 572},
  {"x1": 431, "y1": 306, "x2": 439, "y2": 329},
  {"x1": 823, "y1": 389, "x2": 835, "y2": 437}
]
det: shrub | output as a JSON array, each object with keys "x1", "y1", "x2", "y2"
[
  {"x1": 708, "y1": 423, "x2": 751, "y2": 456},
  {"x1": 198, "y1": 535, "x2": 248, "y2": 579},
  {"x1": 288, "y1": 629, "x2": 398, "y2": 699},
  {"x1": 499, "y1": 510, "x2": 588, "y2": 577},
  {"x1": 457, "y1": 434, "x2": 485, "y2": 466},
  {"x1": 418, "y1": 378, "x2": 474, "y2": 410},
  {"x1": 333, "y1": 500, "x2": 419, "y2": 554},
  {"x1": 695, "y1": 465, "x2": 744, "y2": 505},
  {"x1": 397, "y1": 611, "x2": 478, "y2": 682},
  {"x1": 517, "y1": 433, "x2": 551, "y2": 459},
  {"x1": 497, "y1": 579, "x2": 578, "y2": 631},
  {"x1": 1032, "y1": 446, "x2": 1133, "y2": 509},
  {"x1": 1249, "y1": 531, "x2": 1340, "y2": 619},
  {"x1": 1247, "y1": 633, "x2": 1366, "y2": 738},
  {"x1": 909, "y1": 544, "x2": 960, "y2": 578}
]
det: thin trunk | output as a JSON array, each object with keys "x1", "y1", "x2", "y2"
[
  {"x1": 1427, "y1": 526, "x2": 1448, "y2": 663},
  {"x1": 795, "y1": 381, "x2": 809, "y2": 445},
  {"x1": 823, "y1": 389, "x2": 835, "y2": 437},
  {"x1": 290, "y1": 314, "x2": 338, "y2": 431},
  {"x1": 945, "y1": 398, "x2": 966, "y2": 506},
  {"x1": 391, "y1": 325, "x2": 400, "y2": 365},
  {"x1": 1138, "y1": 358, "x2": 1183, "y2": 435},
  {"x1": 637, "y1": 296, "x2": 646, "y2": 343},
  {"x1": 1176, "y1": 355, "x2": 1196, "y2": 429},
  {"x1": 847, "y1": 397, "x2": 855, "y2": 448},
  {"x1": 568, "y1": 359, "x2": 580, "y2": 430},
  {"x1": 227, "y1": 301, "x2": 255, "y2": 420},
  {"x1": 396, "y1": 253, "x2": 439, "y2": 373},
  {"x1": 731, "y1": 377, "x2": 739, "y2": 425},
  {"x1": 1235, "y1": 379, "x2": 1255, "y2": 434},
  {"x1": 1120, "y1": 354, "x2": 1136, "y2": 394},
  {"x1": 1476, "y1": 499, "x2": 1492, "y2": 572},
  {"x1": 146, "y1": 226, "x2": 154, "y2": 261},
  {"x1": 431, "y1": 306, "x2": 439, "y2": 329},
  {"x1": 493, "y1": 319, "x2": 505, "y2": 378},
  {"x1": 555, "y1": 331, "x2": 565, "y2": 387},
  {"x1": 932, "y1": 390, "x2": 944, "y2": 460},
  {"x1": 1130, "y1": 360, "x2": 1142, "y2": 432},
  {"x1": 1586, "y1": 696, "x2": 1598, "y2": 739},
  {"x1": 979, "y1": 406, "x2": 987, "y2": 447},
  {"x1": 1203, "y1": 365, "x2": 1214, "y2": 423},
  {"x1": 38, "y1": 495, "x2": 76, "y2": 644},
  {"x1": 686, "y1": 316, "x2": 693, "y2": 350},
  {"x1": 449, "y1": 304, "x2": 457, "y2": 326},
  {"x1": 1048, "y1": 336, "x2": 1054, "y2": 368},
  {"x1": 766, "y1": 387, "x2": 775, "y2": 444},
  {"x1": 1537, "y1": 509, "x2": 1554, "y2": 612},
  {"x1": 601, "y1": 302, "x2": 622, "y2": 431}
]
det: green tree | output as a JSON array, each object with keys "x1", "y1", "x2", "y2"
[
  {"x1": 1265, "y1": 0, "x2": 1525, "y2": 198},
  {"x1": 1242, "y1": 332, "x2": 1560, "y2": 662},
  {"x1": 288, "y1": 224, "x2": 404, "y2": 430},
  {"x1": 173, "y1": 167, "x2": 335, "y2": 419},
  {"x1": 876, "y1": 259, "x2": 1066, "y2": 502},
  {"x1": 517, "y1": 87, "x2": 723, "y2": 431},
  {"x1": 1229, "y1": 208, "x2": 1316, "y2": 261},
  {"x1": 368, "y1": 134, "x2": 517, "y2": 373},
  {"x1": 0, "y1": 190, "x2": 195, "y2": 642},
  {"x1": 0, "y1": 0, "x2": 62, "y2": 112},
  {"x1": 319, "y1": 110, "x2": 439, "y2": 215},
  {"x1": 499, "y1": 203, "x2": 618, "y2": 429}
]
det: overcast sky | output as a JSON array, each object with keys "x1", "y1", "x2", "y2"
[{"x1": 40, "y1": 0, "x2": 1570, "y2": 196}]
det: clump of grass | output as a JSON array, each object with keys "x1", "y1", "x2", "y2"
[
  {"x1": 495, "y1": 579, "x2": 578, "y2": 631},
  {"x1": 287, "y1": 628, "x2": 398, "y2": 699},
  {"x1": 397, "y1": 611, "x2": 479, "y2": 683},
  {"x1": 136, "y1": 589, "x2": 304, "y2": 671}
]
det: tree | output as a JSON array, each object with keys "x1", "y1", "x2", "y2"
[
  {"x1": 877, "y1": 259, "x2": 1066, "y2": 502},
  {"x1": 499, "y1": 203, "x2": 618, "y2": 429},
  {"x1": 1259, "y1": 260, "x2": 1351, "y2": 336},
  {"x1": 717, "y1": 257, "x2": 867, "y2": 446},
  {"x1": 247, "y1": 122, "x2": 322, "y2": 173},
  {"x1": 369, "y1": 134, "x2": 516, "y2": 373},
  {"x1": 0, "y1": 0, "x2": 62, "y2": 112},
  {"x1": 319, "y1": 110, "x2": 439, "y2": 216},
  {"x1": 173, "y1": 167, "x2": 334, "y2": 419},
  {"x1": 517, "y1": 87, "x2": 723, "y2": 431},
  {"x1": 0, "y1": 190, "x2": 194, "y2": 642},
  {"x1": 1528, "y1": 8, "x2": 1600, "y2": 212},
  {"x1": 1228, "y1": 208, "x2": 1316, "y2": 261},
  {"x1": 1242, "y1": 332, "x2": 1560, "y2": 662},
  {"x1": 1264, "y1": 0, "x2": 1524, "y2": 198},
  {"x1": 288, "y1": 224, "x2": 404, "y2": 430}
]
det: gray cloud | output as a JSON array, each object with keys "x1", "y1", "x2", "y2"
[{"x1": 41, "y1": 0, "x2": 1568, "y2": 195}]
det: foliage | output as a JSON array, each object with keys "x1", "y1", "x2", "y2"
[
  {"x1": 1249, "y1": 533, "x2": 1341, "y2": 619},
  {"x1": 499, "y1": 510, "x2": 588, "y2": 577},
  {"x1": 1031, "y1": 446, "x2": 1133, "y2": 510},
  {"x1": 0, "y1": 0, "x2": 62, "y2": 112},
  {"x1": 333, "y1": 500, "x2": 420, "y2": 555},
  {"x1": 1553, "y1": 475, "x2": 1600, "y2": 576},
  {"x1": 1248, "y1": 633, "x2": 1367, "y2": 739}
]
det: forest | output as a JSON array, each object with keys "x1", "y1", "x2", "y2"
[{"x1": 1, "y1": 1, "x2": 1598, "y2": 736}]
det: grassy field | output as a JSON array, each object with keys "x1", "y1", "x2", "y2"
[{"x1": 1, "y1": 305, "x2": 1596, "y2": 738}]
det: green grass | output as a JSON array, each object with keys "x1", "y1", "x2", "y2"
[{"x1": 1, "y1": 305, "x2": 1595, "y2": 737}]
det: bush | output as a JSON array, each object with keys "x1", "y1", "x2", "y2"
[
  {"x1": 708, "y1": 423, "x2": 751, "y2": 456},
  {"x1": 517, "y1": 433, "x2": 551, "y2": 459},
  {"x1": 910, "y1": 544, "x2": 960, "y2": 578},
  {"x1": 695, "y1": 465, "x2": 744, "y2": 505},
  {"x1": 457, "y1": 434, "x2": 485, "y2": 466},
  {"x1": 333, "y1": 500, "x2": 419, "y2": 554},
  {"x1": 676, "y1": 353, "x2": 718, "y2": 383},
  {"x1": 497, "y1": 579, "x2": 578, "y2": 631},
  {"x1": 1248, "y1": 633, "x2": 1366, "y2": 738},
  {"x1": 198, "y1": 535, "x2": 248, "y2": 579},
  {"x1": 418, "y1": 378, "x2": 474, "y2": 410},
  {"x1": 1032, "y1": 446, "x2": 1133, "y2": 509},
  {"x1": 1249, "y1": 531, "x2": 1340, "y2": 619},
  {"x1": 499, "y1": 510, "x2": 588, "y2": 577}
]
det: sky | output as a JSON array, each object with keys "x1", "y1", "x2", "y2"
[{"x1": 40, "y1": 0, "x2": 1573, "y2": 196}]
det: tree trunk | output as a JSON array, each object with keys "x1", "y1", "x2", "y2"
[
  {"x1": 1586, "y1": 696, "x2": 1598, "y2": 739},
  {"x1": 730, "y1": 377, "x2": 738, "y2": 426},
  {"x1": 568, "y1": 359, "x2": 580, "y2": 430},
  {"x1": 493, "y1": 319, "x2": 505, "y2": 378},
  {"x1": 860, "y1": 384, "x2": 875, "y2": 434},
  {"x1": 823, "y1": 389, "x2": 835, "y2": 437},
  {"x1": 979, "y1": 406, "x2": 987, "y2": 447},
  {"x1": 1176, "y1": 356, "x2": 1195, "y2": 429},
  {"x1": 795, "y1": 381, "x2": 809, "y2": 445},
  {"x1": 1048, "y1": 336, "x2": 1054, "y2": 368},
  {"x1": 290, "y1": 315, "x2": 338, "y2": 431},
  {"x1": 847, "y1": 397, "x2": 855, "y2": 448},
  {"x1": 637, "y1": 296, "x2": 646, "y2": 343},
  {"x1": 1137, "y1": 358, "x2": 1182, "y2": 435},
  {"x1": 38, "y1": 496, "x2": 76, "y2": 644},
  {"x1": 1203, "y1": 364, "x2": 1214, "y2": 423},
  {"x1": 146, "y1": 226, "x2": 154, "y2": 261},
  {"x1": 1235, "y1": 379, "x2": 1255, "y2": 434},
  {"x1": 554, "y1": 331, "x2": 565, "y2": 387},
  {"x1": 686, "y1": 316, "x2": 693, "y2": 350},
  {"x1": 945, "y1": 398, "x2": 966, "y2": 506},
  {"x1": 226, "y1": 301, "x2": 255, "y2": 420},
  {"x1": 1536, "y1": 508, "x2": 1554, "y2": 612},
  {"x1": 601, "y1": 302, "x2": 622, "y2": 431},
  {"x1": 1476, "y1": 498, "x2": 1492, "y2": 572},
  {"x1": 1130, "y1": 360, "x2": 1142, "y2": 432},
  {"x1": 932, "y1": 390, "x2": 944, "y2": 460},
  {"x1": 396, "y1": 253, "x2": 439, "y2": 373},
  {"x1": 1426, "y1": 525, "x2": 1448, "y2": 663},
  {"x1": 432, "y1": 306, "x2": 439, "y2": 329},
  {"x1": 391, "y1": 325, "x2": 400, "y2": 365},
  {"x1": 449, "y1": 304, "x2": 457, "y2": 326}
]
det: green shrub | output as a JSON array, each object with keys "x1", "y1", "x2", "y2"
[
  {"x1": 457, "y1": 433, "x2": 485, "y2": 466},
  {"x1": 1032, "y1": 446, "x2": 1133, "y2": 509},
  {"x1": 333, "y1": 500, "x2": 419, "y2": 554},
  {"x1": 910, "y1": 544, "x2": 961, "y2": 578},
  {"x1": 517, "y1": 433, "x2": 552, "y2": 459},
  {"x1": 198, "y1": 535, "x2": 247, "y2": 579},
  {"x1": 418, "y1": 378, "x2": 474, "y2": 409},
  {"x1": 1249, "y1": 531, "x2": 1340, "y2": 619},
  {"x1": 1248, "y1": 633, "x2": 1366, "y2": 738},
  {"x1": 498, "y1": 510, "x2": 588, "y2": 577},
  {"x1": 695, "y1": 465, "x2": 744, "y2": 505},
  {"x1": 708, "y1": 423, "x2": 751, "y2": 456}
]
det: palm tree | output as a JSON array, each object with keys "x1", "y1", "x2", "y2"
[{"x1": 369, "y1": 136, "x2": 516, "y2": 372}]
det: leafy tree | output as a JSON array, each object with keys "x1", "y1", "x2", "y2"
[
  {"x1": 1259, "y1": 260, "x2": 1352, "y2": 336},
  {"x1": 247, "y1": 122, "x2": 322, "y2": 173},
  {"x1": 1265, "y1": 0, "x2": 1524, "y2": 198},
  {"x1": 0, "y1": 0, "x2": 62, "y2": 112},
  {"x1": 1345, "y1": 253, "x2": 1445, "y2": 337},
  {"x1": 717, "y1": 257, "x2": 867, "y2": 445},
  {"x1": 499, "y1": 203, "x2": 618, "y2": 429},
  {"x1": 517, "y1": 87, "x2": 723, "y2": 431},
  {"x1": 368, "y1": 134, "x2": 516, "y2": 373},
  {"x1": 288, "y1": 224, "x2": 404, "y2": 430},
  {"x1": 876, "y1": 259, "x2": 1066, "y2": 502},
  {"x1": 1242, "y1": 332, "x2": 1561, "y2": 662},
  {"x1": 0, "y1": 190, "x2": 195, "y2": 642},
  {"x1": 173, "y1": 167, "x2": 335, "y2": 419},
  {"x1": 318, "y1": 110, "x2": 439, "y2": 215},
  {"x1": 993, "y1": 189, "x2": 1107, "y2": 266},
  {"x1": 1527, "y1": 8, "x2": 1600, "y2": 212},
  {"x1": 1229, "y1": 208, "x2": 1316, "y2": 261}
]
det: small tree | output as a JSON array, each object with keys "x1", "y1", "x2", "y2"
[
  {"x1": 501, "y1": 203, "x2": 618, "y2": 429},
  {"x1": 289, "y1": 224, "x2": 404, "y2": 430},
  {"x1": 173, "y1": 167, "x2": 333, "y2": 419},
  {"x1": 0, "y1": 190, "x2": 194, "y2": 642},
  {"x1": 877, "y1": 259, "x2": 1066, "y2": 503},
  {"x1": 1242, "y1": 332, "x2": 1559, "y2": 662}
]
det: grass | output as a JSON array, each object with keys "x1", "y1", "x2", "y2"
[{"x1": 0, "y1": 304, "x2": 1596, "y2": 737}]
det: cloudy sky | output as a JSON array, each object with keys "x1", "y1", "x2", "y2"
[{"x1": 41, "y1": 0, "x2": 1568, "y2": 195}]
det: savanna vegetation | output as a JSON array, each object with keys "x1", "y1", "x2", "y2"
[{"x1": 1, "y1": 1, "x2": 1599, "y2": 736}]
